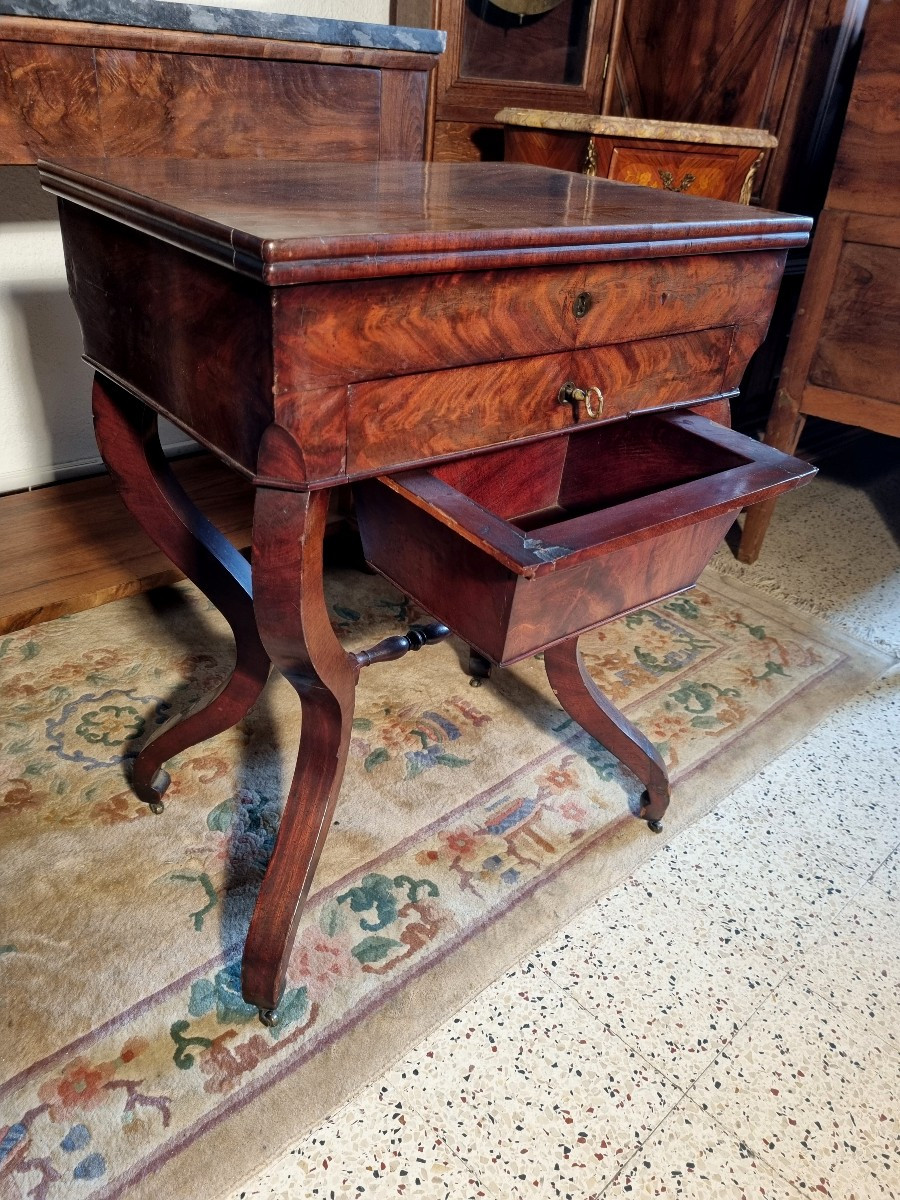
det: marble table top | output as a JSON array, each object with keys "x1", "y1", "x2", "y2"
[
  {"x1": 0, "y1": 0, "x2": 445, "y2": 54},
  {"x1": 496, "y1": 108, "x2": 777, "y2": 149}
]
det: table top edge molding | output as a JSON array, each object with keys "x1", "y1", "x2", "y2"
[{"x1": 38, "y1": 159, "x2": 812, "y2": 284}]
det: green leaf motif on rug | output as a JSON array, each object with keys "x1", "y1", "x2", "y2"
[
  {"x1": 663, "y1": 597, "x2": 701, "y2": 620},
  {"x1": 755, "y1": 660, "x2": 789, "y2": 682},
  {"x1": 351, "y1": 935, "x2": 403, "y2": 965},
  {"x1": 668, "y1": 681, "x2": 740, "y2": 715},
  {"x1": 364, "y1": 747, "x2": 390, "y2": 772},
  {"x1": 185, "y1": 960, "x2": 309, "y2": 1040},
  {"x1": 170, "y1": 1019, "x2": 213, "y2": 1070},
  {"x1": 168, "y1": 872, "x2": 218, "y2": 931},
  {"x1": 332, "y1": 605, "x2": 360, "y2": 623},
  {"x1": 188, "y1": 962, "x2": 258, "y2": 1025},
  {"x1": 585, "y1": 744, "x2": 621, "y2": 782},
  {"x1": 736, "y1": 619, "x2": 768, "y2": 640},
  {"x1": 74, "y1": 704, "x2": 144, "y2": 747},
  {"x1": 337, "y1": 872, "x2": 439, "y2": 934}
]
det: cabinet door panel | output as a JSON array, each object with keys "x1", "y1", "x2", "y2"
[{"x1": 809, "y1": 239, "x2": 900, "y2": 405}]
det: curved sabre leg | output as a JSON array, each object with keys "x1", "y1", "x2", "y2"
[
  {"x1": 544, "y1": 636, "x2": 670, "y2": 830},
  {"x1": 91, "y1": 373, "x2": 271, "y2": 811},
  {"x1": 241, "y1": 481, "x2": 358, "y2": 1021}
]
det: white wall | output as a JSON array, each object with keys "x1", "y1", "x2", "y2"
[{"x1": 0, "y1": 0, "x2": 391, "y2": 494}]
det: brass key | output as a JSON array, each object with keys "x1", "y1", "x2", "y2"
[{"x1": 558, "y1": 381, "x2": 604, "y2": 419}]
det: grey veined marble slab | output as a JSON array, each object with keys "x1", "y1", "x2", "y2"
[{"x1": 0, "y1": 0, "x2": 446, "y2": 53}]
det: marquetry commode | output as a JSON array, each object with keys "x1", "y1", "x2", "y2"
[{"x1": 40, "y1": 157, "x2": 814, "y2": 1023}]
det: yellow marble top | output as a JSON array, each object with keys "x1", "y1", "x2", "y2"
[{"x1": 495, "y1": 108, "x2": 777, "y2": 150}]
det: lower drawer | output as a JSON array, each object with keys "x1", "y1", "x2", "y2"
[
  {"x1": 347, "y1": 326, "x2": 734, "y2": 474},
  {"x1": 354, "y1": 413, "x2": 815, "y2": 664}
]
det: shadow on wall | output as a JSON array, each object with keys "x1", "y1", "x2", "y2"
[
  {"x1": 0, "y1": 166, "x2": 194, "y2": 494},
  {"x1": 9, "y1": 285, "x2": 97, "y2": 475},
  {"x1": 0, "y1": 165, "x2": 60, "y2": 221}
]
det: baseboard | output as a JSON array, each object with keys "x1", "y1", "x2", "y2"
[{"x1": 0, "y1": 439, "x2": 199, "y2": 495}]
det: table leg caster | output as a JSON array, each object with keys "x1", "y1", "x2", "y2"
[
  {"x1": 646, "y1": 818, "x2": 664, "y2": 833},
  {"x1": 134, "y1": 767, "x2": 170, "y2": 813},
  {"x1": 257, "y1": 1008, "x2": 279, "y2": 1028},
  {"x1": 466, "y1": 648, "x2": 492, "y2": 688}
]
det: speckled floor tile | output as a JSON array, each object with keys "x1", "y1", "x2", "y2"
[
  {"x1": 711, "y1": 456, "x2": 900, "y2": 657},
  {"x1": 531, "y1": 885, "x2": 780, "y2": 1087},
  {"x1": 230, "y1": 1080, "x2": 489, "y2": 1200},
  {"x1": 689, "y1": 670, "x2": 900, "y2": 874},
  {"x1": 691, "y1": 975, "x2": 900, "y2": 1198},
  {"x1": 616, "y1": 819, "x2": 861, "y2": 969},
  {"x1": 791, "y1": 884, "x2": 900, "y2": 1058},
  {"x1": 603, "y1": 1098, "x2": 800, "y2": 1198},
  {"x1": 873, "y1": 849, "x2": 900, "y2": 901},
  {"x1": 612, "y1": 675, "x2": 900, "y2": 975},
  {"x1": 382, "y1": 968, "x2": 680, "y2": 1199}
]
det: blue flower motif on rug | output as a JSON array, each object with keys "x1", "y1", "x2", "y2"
[{"x1": 45, "y1": 689, "x2": 171, "y2": 769}]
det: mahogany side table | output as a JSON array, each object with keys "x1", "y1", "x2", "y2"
[{"x1": 39, "y1": 158, "x2": 814, "y2": 1023}]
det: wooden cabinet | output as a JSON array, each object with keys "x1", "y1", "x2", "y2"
[
  {"x1": 609, "y1": 0, "x2": 868, "y2": 211},
  {"x1": 394, "y1": 0, "x2": 621, "y2": 161},
  {"x1": 0, "y1": 13, "x2": 440, "y2": 164},
  {"x1": 499, "y1": 108, "x2": 776, "y2": 203},
  {"x1": 738, "y1": 0, "x2": 899, "y2": 563},
  {"x1": 394, "y1": 0, "x2": 866, "y2": 215}
]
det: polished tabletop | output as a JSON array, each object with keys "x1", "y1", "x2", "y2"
[{"x1": 39, "y1": 159, "x2": 812, "y2": 284}]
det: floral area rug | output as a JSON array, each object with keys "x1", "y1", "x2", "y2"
[{"x1": 0, "y1": 566, "x2": 889, "y2": 1200}]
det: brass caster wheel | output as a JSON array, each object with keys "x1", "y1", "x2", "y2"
[
  {"x1": 135, "y1": 766, "x2": 171, "y2": 811},
  {"x1": 469, "y1": 677, "x2": 482, "y2": 688},
  {"x1": 647, "y1": 819, "x2": 664, "y2": 833},
  {"x1": 258, "y1": 1008, "x2": 279, "y2": 1028}
]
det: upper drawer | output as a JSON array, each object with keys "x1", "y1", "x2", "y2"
[
  {"x1": 275, "y1": 249, "x2": 786, "y2": 389},
  {"x1": 347, "y1": 325, "x2": 734, "y2": 475}
]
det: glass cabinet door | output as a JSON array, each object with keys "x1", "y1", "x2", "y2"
[{"x1": 459, "y1": 0, "x2": 595, "y2": 88}]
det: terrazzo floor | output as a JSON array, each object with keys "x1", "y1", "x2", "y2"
[{"x1": 232, "y1": 442, "x2": 900, "y2": 1200}]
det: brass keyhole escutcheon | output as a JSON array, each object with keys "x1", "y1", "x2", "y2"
[
  {"x1": 573, "y1": 291, "x2": 593, "y2": 319},
  {"x1": 558, "y1": 381, "x2": 604, "y2": 419}
]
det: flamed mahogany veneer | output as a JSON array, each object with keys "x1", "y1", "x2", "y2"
[{"x1": 39, "y1": 157, "x2": 813, "y2": 1022}]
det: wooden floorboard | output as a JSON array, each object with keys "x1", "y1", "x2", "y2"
[{"x1": 0, "y1": 455, "x2": 255, "y2": 635}]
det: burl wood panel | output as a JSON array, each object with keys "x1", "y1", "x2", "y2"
[
  {"x1": 346, "y1": 327, "x2": 733, "y2": 474},
  {"x1": 94, "y1": 50, "x2": 381, "y2": 160},
  {"x1": 0, "y1": 22, "x2": 435, "y2": 165},
  {"x1": 0, "y1": 40, "x2": 103, "y2": 162},
  {"x1": 59, "y1": 200, "x2": 274, "y2": 475},
  {"x1": 379, "y1": 67, "x2": 428, "y2": 161},
  {"x1": 500, "y1": 518, "x2": 736, "y2": 661},
  {"x1": 619, "y1": 0, "x2": 798, "y2": 132},
  {"x1": 284, "y1": 251, "x2": 787, "y2": 388},
  {"x1": 809, "y1": 239, "x2": 900, "y2": 406},
  {"x1": 358, "y1": 479, "x2": 732, "y2": 663},
  {"x1": 602, "y1": 142, "x2": 758, "y2": 203},
  {"x1": 826, "y1": 0, "x2": 900, "y2": 220},
  {"x1": 504, "y1": 128, "x2": 584, "y2": 173},
  {"x1": 355, "y1": 413, "x2": 814, "y2": 663}
]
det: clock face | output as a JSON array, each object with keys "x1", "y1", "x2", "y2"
[{"x1": 488, "y1": 0, "x2": 567, "y2": 13}]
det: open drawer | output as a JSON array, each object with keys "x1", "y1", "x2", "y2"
[{"x1": 353, "y1": 413, "x2": 815, "y2": 665}]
